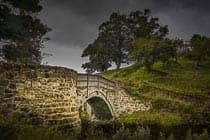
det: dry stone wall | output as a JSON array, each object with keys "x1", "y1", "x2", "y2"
[{"x1": 0, "y1": 63, "x2": 80, "y2": 128}]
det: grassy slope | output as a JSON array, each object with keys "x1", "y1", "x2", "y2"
[{"x1": 103, "y1": 58, "x2": 210, "y2": 127}]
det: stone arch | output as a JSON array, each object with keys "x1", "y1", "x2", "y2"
[{"x1": 80, "y1": 90, "x2": 115, "y2": 117}]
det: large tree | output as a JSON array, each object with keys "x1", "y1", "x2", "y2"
[
  {"x1": 0, "y1": 0, "x2": 51, "y2": 64},
  {"x1": 82, "y1": 9, "x2": 169, "y2": 72}
]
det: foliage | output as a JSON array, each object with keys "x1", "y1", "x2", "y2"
[
  {"x1": 192, "y1": 129, "x2": 209, "y2": 140},
  {"x1": 189, "y1": 34, "x2": 210, "y2": 66},
  {"x1": 0, "y1": 112, "x2": 208, "y2": 140},
  {"x1": 127, "y1": 37, "x2": 179, "y2": 70},
  {"x1": 2, "y1": 0, "x2": 43, "y2": 13},
  {"x1": 112, "y1": 126, "x2": 130, "y2": 140},
  {"x1": 118, "y1": 112, "x2": 182, "y2": 127},
  {"x1": 80, "y1": 110, "x2": 90, "y2": 122},
  {"x1": 2, "y1": 41, "x2": 43, "y2": 64},
  {"x1": 128, "y1": 9, "x2": 169, "y2": 38},
  {"x1": 0, "y1": 123, "x2": 79, "y2": 140},
  {"x1": 113, "y1": 126, "x2": 151, "y2": 140},
  {"x1": 87, "y1": 97, "x2": 113, "y2": 120},
  {"x1": 0, "y1": 0, "x2": 51, "y2": 64},
  {"x1": 82, "y1": 39, "x2": 112, "y2": 73},
  {"x1": 98, "y1": 12, "x2": 130, "y2": 70},
  {"x1": 82, "y1": 9, "x2": 169, "y2": 72}
]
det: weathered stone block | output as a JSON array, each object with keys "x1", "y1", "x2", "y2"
[{"x1": 0, "y1": 80, "x2": 9, "y2": 87}]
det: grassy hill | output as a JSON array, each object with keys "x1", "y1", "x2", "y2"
[{"x1": 103, "y1": 58, "x2": 210, "y2": 127}]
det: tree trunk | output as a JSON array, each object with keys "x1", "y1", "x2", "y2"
[
  {"x1": 196, "y1": 56, "x2": 203, "y2": 67},
  {"x1": 116, "y1": 62, "x2": 121, "y2": 70}
]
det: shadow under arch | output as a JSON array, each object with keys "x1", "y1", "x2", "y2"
[{"x1": 81, "y1": 91, "x2": 115, "y2": 121}]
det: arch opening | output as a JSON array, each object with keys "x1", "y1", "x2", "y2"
[{"x1": 82, "y1": 97, "x2": 113, "y2": 121}]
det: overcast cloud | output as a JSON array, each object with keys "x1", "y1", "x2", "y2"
[{"x1": 39, "y1": 0, "x2": 210, "y2": 72}]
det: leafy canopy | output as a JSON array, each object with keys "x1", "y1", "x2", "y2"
[
  {"x1": 82, "y1": 39, "x2": 112, "y2": 73},
  {"x1": 82, "y1": 9, "x2": 169, "y2": 73},
  {"x1": 128, "y1": 36, "x2": 178, "y2": 70},
  {"x1": 0, "y1": 0, "x2": 51, "y2": 64}
]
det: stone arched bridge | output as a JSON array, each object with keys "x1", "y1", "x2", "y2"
[
  {"x1": 77, "y1": 74, "x2": 149, "y2": 117},
  {"x1": 0, "y1": 63, "x2": 150, "y2": 127}
]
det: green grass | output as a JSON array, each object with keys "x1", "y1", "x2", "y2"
[
  {"x1": 139, "y1": 92, "x2": 203, "y2": 114},
  {"x1": 118, "y1": 112, "x2": 182, "y2": 127},
  {"x1": 104, "y1": 58, "x2": 210, "y2": 96},
  {"x1": 103, "y1": 58, "x2": 210, "y2": 126}
]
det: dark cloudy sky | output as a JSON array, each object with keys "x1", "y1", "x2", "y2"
[{"x1": 39, "y1": 0, "x2": 210, "y2": 73}]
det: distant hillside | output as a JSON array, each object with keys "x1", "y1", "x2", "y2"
[{"x1": 103, "y1": 58, "x2": 210, "y2": 127}]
